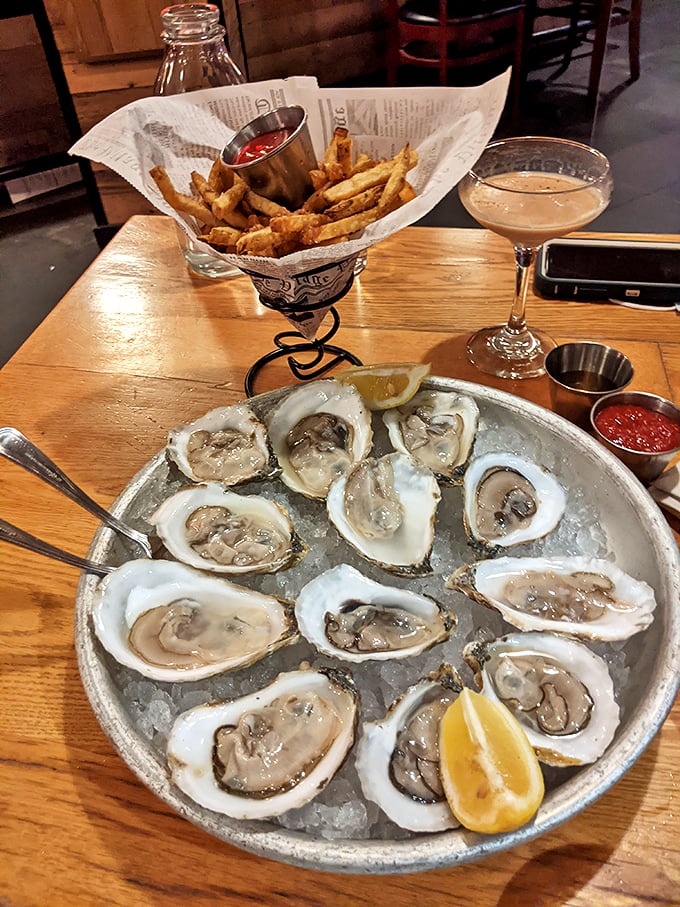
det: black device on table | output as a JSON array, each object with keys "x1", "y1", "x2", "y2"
[{"x1": 534, "y1": 238, "x2": 680, "y2": 308}]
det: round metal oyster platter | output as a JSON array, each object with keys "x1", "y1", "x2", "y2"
[{"x1": 75, "y1": 376, "x2": 680, "y2": 874}]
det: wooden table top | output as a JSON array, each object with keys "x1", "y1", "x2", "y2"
[{"x1": 1, "y1": 216, "x2": 679, "y2": 906}]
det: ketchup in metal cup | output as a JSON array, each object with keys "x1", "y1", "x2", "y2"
[
  {"x1": 235, "y1": 128, "x2": 293, "y2": 164},
  {"x1": 593, "y1": 403, "x2": 680, "y2": 453}
]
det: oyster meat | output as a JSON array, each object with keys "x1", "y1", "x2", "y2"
[
  {"x1": 355, "y1": 665, "x2": 462, "y2": 831},
  {"x1": 295, "y1": 563, "x2": 455, "y2": 662},
  {"x1": 448, "y1": 555, "x2": 657, "y2": 640},
  {"x1": 167, "y1": 666, "x2": 358, "y2": 819},
  {"x1": 464, "y1": 632, "x2": 620, "y2": 765},
  {"x1": 265, "y1": 379, "x2": 373, "y2": 498},
  {"x1": 92, "y1": 559, "x2": 298, "y2": 681},
  {"x1": 326, "y1": 452, "x2": 441, "y2": 575},
  {"x1": 166, "y1": 403, "x2": 276, "y2": 486},
  {"x1": 150, "y1": 482, "x2": 306, "y2": 574},
  {"x1": 462, "y1": 452, "x2": 566, "y2": 552},
  {"x1": 383, "y1": 390, "x2": 479, "y2": 484}
]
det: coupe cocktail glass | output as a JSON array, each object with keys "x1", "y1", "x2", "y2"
[{"x1": 458, "y1": 136, "x2": 612, "y2": 378}]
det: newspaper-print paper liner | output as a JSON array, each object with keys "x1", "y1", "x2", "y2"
[{"x1": 70, "y1": 73, "x2": 510, "y2": 333}]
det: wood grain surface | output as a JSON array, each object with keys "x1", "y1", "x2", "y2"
[{"x1": 1, "y1": 217, "x2": 678, "y2": 906}]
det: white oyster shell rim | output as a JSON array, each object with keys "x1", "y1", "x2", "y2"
[
  {"x1": 166, "y1": 402, "x2": 276, "y2": 486},
  {"x1": 355, "y1": 666, "x2": 461, "y2": 832},
  {"x1": 383, "y1": 389, "x2": 479, "y2": 484},
  {"x1": 326, "y1": 451, "x2": 441, "y2": 575},
  {"x1": 449, "y1": 555, "x2": 657, "y2": 641},
  {"x1": 265, "y1": 378, "x2": 373, "y2": 499},
  {"x1": 92, "y1": 558, "x2": 298, "y2": 682},
  {"x1": 166, "y1": 666, "x2": 358, "y2": 819},
  {"x1": 150, "y1": 481, "x2": 306, "y2": 574},
  {"x1": 294, "y1": 563, "x2": 455, "y2": 662},
  {"x1": 75, "y1": 374, "x2": 680, "y2": 873},
  {"x1": 462, "y1": 452, "x2": 567, "y2": 551},
  {"x1": 465, "y1": 632, "x2": 620, "y2": 766}
]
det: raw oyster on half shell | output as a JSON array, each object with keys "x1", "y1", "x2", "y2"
[
  {"x1": 355, "y1": 665, "x2": 462, "y2": 832},
  {"x1": 464, "y1": 632, "x2": 620, "y2": 766},
  {"x1": 383, "y1": 390, "x2": 479, "y2": 484},
  {"x1": 92, "y1": 559, "x2": 298, "y2": 681},
  {"x1": 295, "y1": 563, "x2": 455, "y2": 662},
  {"x1": 462, "y1": 452, "x2": 566, "y2": 552},
  {"x1": 326, "y1": 452, "x2": 441, "y2": 575},
  {"x1": 166, "y1": 403, "x2": 276, "y2": 486},
  {"x1": 265, "y1": 379, "x2": 373, "y2": 499},
  {"x1": 448, "y1": 555, "x2": 657, "y2": 640},
  {"x1": 150, "y1": 482, "x2": 306, "y2": 574},
  {"x1": 167, "y1": 665, "x2": 359, "y2": 819}
]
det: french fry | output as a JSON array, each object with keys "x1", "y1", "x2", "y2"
[
  {"x1": 321, "y1": 161, "x2": 345, "y2": 183},
  {"x1": 200, "y1": 224, "x2": 243, "y2": 247},
  {"x1": 325, "y1": 185, "x2": 383, "y2": 220},
  {"x1": 351, "y1": 153, "x2": 377, "y2": 174},
  {"x1": 302, "y1": 205, "x2": 386, "y2": 245},
  {"x1": 191, "y1": 170, "x2": 219, "y2": 206},
  {"x1": 378, "y1": 143, "x2": 411, "y2": 213},
  {"x1": 323, "y1": 127, "x2": 347, "y2": 165},
  {"x1": 212, "y1": 178, "x2": 248, "y2": 221},
  {"x1": 208, "y1": 155, "x2": 232, "y2": 193},
  {"x1": 270, "y1": 213, "x2": 330, "y2": 235},
  {"x1": 243, "y1": 188, "x2": 291, "y2": 218},
  {"x1": 236, "y1": 226, "x2": 287, "y2": 257},
  {"x1": 322, "y1": 147, "x2": 418, "y2": 205},
  {"x1": 309, "y1": 168, "x2": 329, "y2": 191},
  {"x1": 149, "y1": 165, "x2": 217, "y2": 226},
  {"x1": 336, "y1": 133, "x2": 353, "y2": 177},
  {"x1": 399, "y1": 181, "x2": 417, "y2": 204}
]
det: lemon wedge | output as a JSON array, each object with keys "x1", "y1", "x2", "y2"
[
  {"x1": 335, "y1": 362, "x2": 430, "y2": 410},
  {"x1": 439, "y1": 688, "x2": 545, "y2": 834}
]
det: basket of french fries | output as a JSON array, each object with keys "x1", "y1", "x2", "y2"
[
  {"x1": 149, "y1": 124, "x2": 419, "y2": 263},
  {"x1": 70, "y1": 73, "x2": 511, "y2": 292}
]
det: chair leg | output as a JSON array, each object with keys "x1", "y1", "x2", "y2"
[
  {"x1": 629, "y1": 0, "x2": 642, "y2": 81},
  {"x1": 385, "y1": 0, "x2": 399, "y2": 86},
  {"x1": 439, "y1": 0, "x2": 448, "y2": 86},
  {"x1": 510, "y1": 7, "x2": 526, "y2": 121},
  {"x1": 588, "y1": 0, "x2": 614, "y2": 103}
]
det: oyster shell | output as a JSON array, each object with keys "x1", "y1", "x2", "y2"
[
  {"x1": 265, "y1": 379, "x2": 373, "y2": 499},
  {"x1": 383, "y1": 390, "x2": 479, "y2": 484},
  {"x1": 464, "y1": 632, "x2": 620, "y2": 766},
  {"x1": 448, "y1": 555, "x2": 657, "y2": 640},
  {"x1": 92, "y1": 559, "x2": 298, "y2": 681},
  {"x1": 462, "y1": 452, "x2": 566, "y2": 552},
  {"x1": 166, "y1": 403, "x2": 276, "y2": 486},
  {"x1": 150, "y1": 482, "x2": 306, "y2": 574},
  {"x1": 355, "y1": 665, "x2": 462, "y2": 831},
  {"x1": 295, "y1": 563, "x2": 455, "y2": 662},
  {"x1": 167, "y1": 665, "x2": 359, "y2": 819},
  {"x1": 326, "y1": 452, "x2": 441, "y2": 575}
]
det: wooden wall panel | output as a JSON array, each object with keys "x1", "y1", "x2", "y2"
[{"x1": 240, "y1": 0, "x2": 386, "y2": 84}]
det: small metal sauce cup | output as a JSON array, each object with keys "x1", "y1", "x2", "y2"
[
  {"x1": 221, "y1": 105, "x2": 317, "y2": 210},
  {"x1": 544, "y1": 341, "x2": 634, "y2": 429},
  {"x1": 590, "y1": 390, "x2": 680, "y2": 483}
]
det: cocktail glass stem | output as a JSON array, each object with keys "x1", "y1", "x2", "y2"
[
  {"x1": 508, "y1": 246, "x2": 533, "y2": 334},
  {"x1": 466, "y1": 246, "x2": 556, "y2": 379}
]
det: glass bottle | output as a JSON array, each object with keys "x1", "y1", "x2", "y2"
[{"x1": 154, "y1": 3, "x2": 245, "y2": 278}]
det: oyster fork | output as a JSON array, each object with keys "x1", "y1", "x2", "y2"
[{"x1": 0, "y1": 427, "x2": 153, "y2": 575}]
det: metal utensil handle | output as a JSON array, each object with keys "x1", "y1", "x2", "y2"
[
  {"x1": 0, "y1": 427, "x2": 152, "y2": 558},
  {"x1": 0, "y1": 517, "x2": 114, "y2": 576}
]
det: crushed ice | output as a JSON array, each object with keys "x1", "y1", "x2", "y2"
[{"x1": 108, "y1": 394, "x2": 642, "y2": 843}]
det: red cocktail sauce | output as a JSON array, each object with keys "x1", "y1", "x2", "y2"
[
  {"x1": 235, "y1": 128, "x2": 292, "y2": 164},
  {"x1": 594, "y1": 403, "x2": 680, "y2": 453}
]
